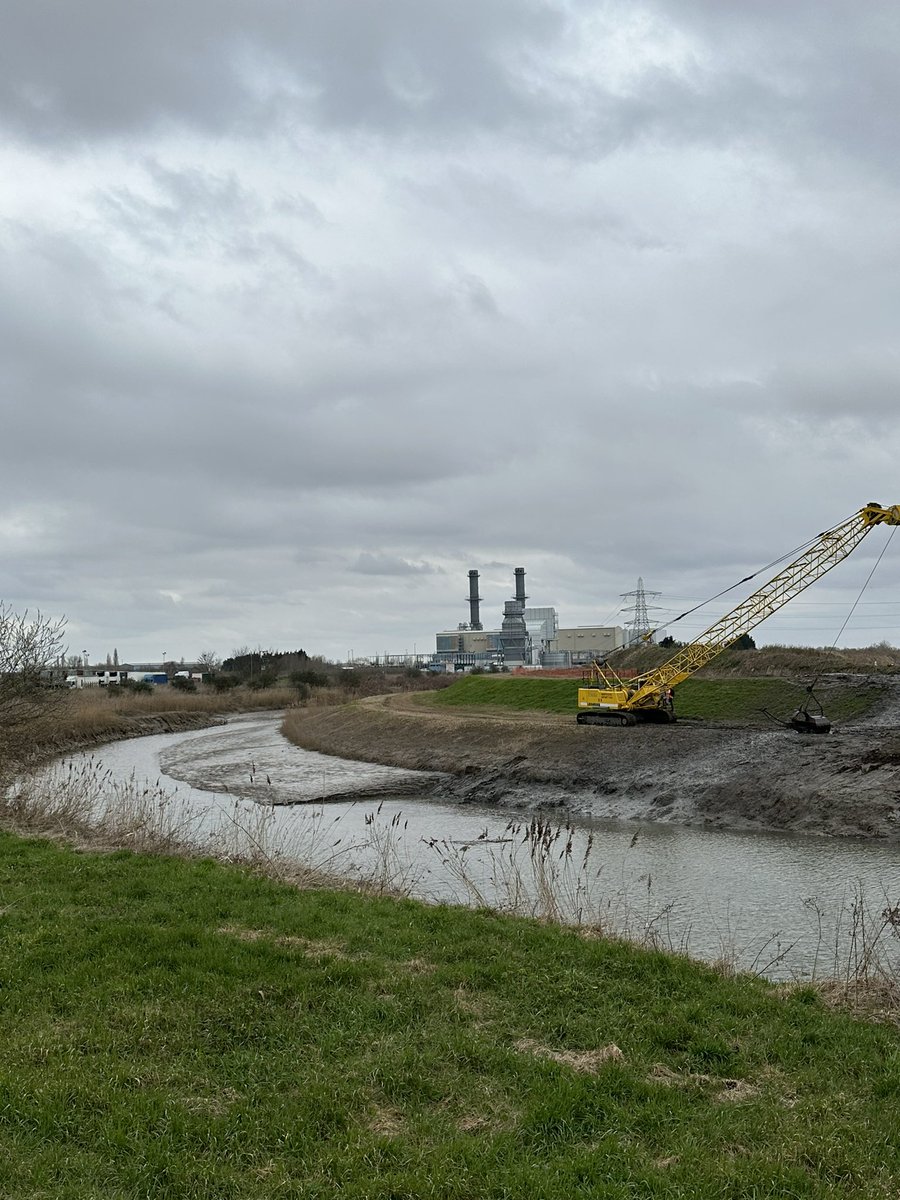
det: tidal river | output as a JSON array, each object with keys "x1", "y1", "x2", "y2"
[{"x1": 62, "y1": 713, "x2": 900, "y2": 981}]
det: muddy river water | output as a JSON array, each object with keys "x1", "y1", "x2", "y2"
[{"x1": 68, "y1": 714, "x2": 900, "y2": 980}]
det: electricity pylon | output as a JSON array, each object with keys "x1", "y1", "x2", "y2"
[{"x1": 621, "y1": 577, "x2": 661, "y2": 645}]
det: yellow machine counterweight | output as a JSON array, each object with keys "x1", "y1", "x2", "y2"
[{"x1": 576, "y1": 502, "x2": 900, "y2": 730}]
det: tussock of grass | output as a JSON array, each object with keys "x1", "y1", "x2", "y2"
[
  {"x1": 431, "y1": 674, "x2": 884, "y2": 724},
  {"x1": 0, "y1": 834, "x2": 899, "y2": 1197}
]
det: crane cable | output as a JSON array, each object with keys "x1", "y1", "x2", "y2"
[
  {"x1": 595, "y1": 529, "x2": 829, "y2": 681},
  {"x1": 803, "y1": 524, "x2": 898, "y2": 698},
  {"x1": 590, "y1": 529, "x2": 827, "y2": 688},
  {"x1": 597, "y1": 512, "x2": 888, "y2": 691},
  {"x1": 648, "y1": 530, "x2": 825, "y2": 638},
  {"x1": 826, "y1": 525, "x2": 895, "y2": 650}
]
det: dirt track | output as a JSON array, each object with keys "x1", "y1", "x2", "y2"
[{"x1": 283, "y1": 684, "x2": 900, "y2": 839}]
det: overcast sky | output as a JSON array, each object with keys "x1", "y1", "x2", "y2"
[{"x1": 3, "y1": 0, "x2": 900, "y2": 664}]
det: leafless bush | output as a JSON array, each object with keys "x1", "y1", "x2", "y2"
[{"x1": 0, "y1": 603, "x2": 67, "y2": 771}]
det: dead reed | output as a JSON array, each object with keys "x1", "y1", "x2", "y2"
[
  {"x1": 797, "y1": 887, "x2": 900, "y2": 1020},
  {"x1": 2, "y1": 757, "x2": 204, "y2": 854},
  {"x1": 5, "y1": 686, "x2": 301, "y2": 767},
  {"x1": 69, "y1": 684, "x2": 298, "y2": 722},
  {"x1": 4, "y1": 755, "x2": 900, "y2": 1018},
  {"x1": 2, "y1": 757, "x2": 426, "y2": 901}
]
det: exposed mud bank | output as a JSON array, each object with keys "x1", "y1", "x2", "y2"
[{"x1": 283, "y1": 693, "x2": 900, "y2": 840}]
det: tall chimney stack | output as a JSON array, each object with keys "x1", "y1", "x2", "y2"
[
  {"x1": 467, "y1": 570, "x2": 483, "y2": 630},
  {"x1": 514, "y1": 567, "x2": 527, "y2": 604}
]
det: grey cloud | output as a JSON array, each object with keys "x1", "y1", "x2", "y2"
[
  {"x1": 766, "y1": 355, "x2": 900, "y2": 419},
  {"x1": 98, "y1": 167, "x2": 258, "y2": 251},
  {"x1": 352, "y1": 553, "x2": 440, "y2": 576},
  {"x1": 5, "y1": 3, "x2": 900, "y2": 661},
  {"x1": 0, "y1": 0, "x2": 563, "y2": 142},
  {"x1": 6, "y1": 1, "x2": 900, "y2": 188},
  {"x1": 637, "y1": 1, "x2": 900, "y2": 178}
]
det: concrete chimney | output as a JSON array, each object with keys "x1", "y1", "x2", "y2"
[{"x1": 467, "y1": 570, "x2": 483, "y2": 630}]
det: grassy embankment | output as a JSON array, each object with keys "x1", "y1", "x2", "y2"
[
  {"x1": 2, "y1": 832, "x2": 900, "y2": 1198},
  {"x1": 429, "y1": 675, "x2": 884, "y2": 724}
]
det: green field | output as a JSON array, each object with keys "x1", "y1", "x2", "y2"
[
  {"x1": 430, "y1": 674, "x2": 883, "y2": 724},
  {"x1": 1, "y1": 832, "x2": 900, "y2": 1197}
]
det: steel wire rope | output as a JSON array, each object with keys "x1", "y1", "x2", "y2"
[
  {"x1": 593, "y1": 529, "x2": 827, "y2": 680},
  {"x1": 804, "y1": 525, "x2": 898, "y2": 699},
  {"x1": 648, "y1": 529, "x2": 826, "y2": 638},
  {"x1": 825, "y1": 526, "x2": 896, "y2": 650},
  {"x1": 593, "y1": 512, "x2": 878, "y2": 689}
]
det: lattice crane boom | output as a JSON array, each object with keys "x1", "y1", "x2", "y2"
[{"x1": 577, "y1": 502, "x2": 900, "y2": 727}]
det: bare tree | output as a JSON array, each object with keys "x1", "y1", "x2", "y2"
[
  {"x1": 197, "y1": 650, "x2": 221, "y2": 671},
  {"x1": 0, "y1": 603, "x2": 68, "y2": 769}
]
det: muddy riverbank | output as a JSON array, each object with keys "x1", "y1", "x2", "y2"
[{"x1": 283, "y1": 690, "x2": 900, "y2": 839}]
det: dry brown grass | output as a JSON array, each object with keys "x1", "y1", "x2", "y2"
[
  {"x1": 515, "y1": 1038, "x2": 625, "y2": 1073},
  {"x1": 24, "y1": 686, "x2": 299, "y2": 759},
  {"x1": 215, "y1": 926, "x2": 355, "y2": 959},
  {"x1": 74, "y1": 685, "x2": 297, "y2": 719},
  {"x1": 613, "y1": 641, "x2": 900, "y2": 680},
  {"x1": 705, "y1": 644, "x2": 900, "y2": 678}
]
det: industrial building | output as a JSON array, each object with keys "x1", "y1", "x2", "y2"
[{"x1": 433, "y1": 568, "x2": 624, "y2": 670}]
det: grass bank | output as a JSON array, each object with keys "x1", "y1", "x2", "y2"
[
  {"x1": 430, "y1": 675, "x2": 884, "y2": 724},
  {"x1": 1, "y1": 832, "x2": 900, "y2": 1198}
]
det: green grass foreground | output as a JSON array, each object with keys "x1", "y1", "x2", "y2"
[
  {"x1": 430, "y1": 675, "x2": 882, "y2": 724},
  {"x1": 2, "y1": 836, "x2": 900, "y2": 1198}
]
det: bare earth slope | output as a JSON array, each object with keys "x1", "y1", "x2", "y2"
[{"x1": 283, "y1": 681, "x2": 900, "y2": 839}]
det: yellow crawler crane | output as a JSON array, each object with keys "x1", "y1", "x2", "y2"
[{"x1": 576, "y1": 501, "x2": 900, "y2": 731}]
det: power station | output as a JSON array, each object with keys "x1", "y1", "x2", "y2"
[{"x1": 433, "y1": 567, "x2": 625, "y2": 670}]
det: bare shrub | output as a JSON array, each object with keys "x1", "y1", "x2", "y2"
[{"x1": 0, "y1": 603, "x2": 67, "y2": 772}]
